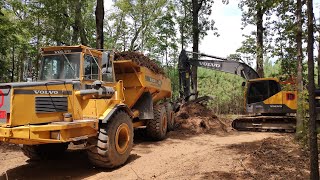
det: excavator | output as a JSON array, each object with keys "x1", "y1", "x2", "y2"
[{"x1": 178, "y1": 50, "x2": 300, "y2": 132}]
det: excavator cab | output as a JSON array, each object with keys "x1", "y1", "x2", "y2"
[{"x1": 245, "y1": 78, "x2": 297, "y2": 115}]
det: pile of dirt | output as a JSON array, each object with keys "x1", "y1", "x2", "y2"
[
  {"x1": 175, "y1": 102, "x2": 228, "y2": 135},
  {"x1": 228, "y1": 136, "x2": 309, "y2": 179},
  {"x1": 114, "y1": 51, "x2": 165, "y2": 75}
]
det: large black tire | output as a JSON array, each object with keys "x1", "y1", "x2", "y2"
[
  {"x1": 87, "y1": 111, "x2": 133, "y2": 168},
  {"x1": 146, "y1": 104, "x2": 167, "y2": 141},
  {"x1": 21, "y1": 143, "x2": 69, "y2": 160},
  {"x1": 165, "y1": 102, "x2": 175, "y2": 131}
]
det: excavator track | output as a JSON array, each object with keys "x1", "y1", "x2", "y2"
[{"x1": 232, "y1": 116, "x2": 297, "y2": 132}]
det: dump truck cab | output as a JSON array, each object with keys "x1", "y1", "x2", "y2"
[
  {"x1": 0, "y1": 46, "x2": 119, "y2": 144},
  {"x1": 0, "y1": 45, "x2": 173, "y2": 168}
]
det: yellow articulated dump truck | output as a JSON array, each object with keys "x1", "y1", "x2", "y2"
[{"x1": 0, "y1": 45, "x2": 174, "y2": 168}]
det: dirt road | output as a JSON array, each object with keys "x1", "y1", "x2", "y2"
[{"x1": 0, "y1": 130, "x2": 307, "y2": 180}]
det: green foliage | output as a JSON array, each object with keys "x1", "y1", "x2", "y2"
[
  {"x1": 107, "y1": 0, "x2": 169, "y2": 51},
  {"x1": 197, "y1": 68, "x2": 245, "y2": 114},
  {"x1": 237, "y1": 0, "x2": 307, "y2": 79},
  {"x1": 174, "y1": 0, "x2": 220, "y2": 49},
  {"x1": 264, "y1": 57, "x2": 279, "y2": 77},
  {"x1": 0, "y1": 0, "x2": 97, "y2": 82},
  {"x1": 165, "y1": 65, "x2": 180, "y2": 100}
]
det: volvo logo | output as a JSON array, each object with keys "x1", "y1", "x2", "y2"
[
  {"x1": 199, "y1": 61, "x2": 221, "y2": 68},
  {"x1": 34, "y1": 90, "x2": 59, "y2": 95}
]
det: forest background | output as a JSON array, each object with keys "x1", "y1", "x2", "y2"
[{"x1": 0, "y1": 0, "x2": 320, "y2": 115}]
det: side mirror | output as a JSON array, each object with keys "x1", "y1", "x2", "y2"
[
  {"x1": 102, "y1": 52, "x2": 110, "y2": 68},
  {"x1": 241, "y1": 81, "x2": 246, "y2": 87},
  {"x1": 102, "y1": 51, "x2": 114, "y2": 82}
]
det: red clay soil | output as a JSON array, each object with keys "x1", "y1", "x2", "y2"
[
  {"x1": 114, "y1": 51, "x2": 165, "y2": 75},
  {"x1": 175, "y1": 102, "x2": 229, "y2": 135}
]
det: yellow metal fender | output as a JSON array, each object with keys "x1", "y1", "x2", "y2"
[{"x1": 99, "y1": 104, "x2": 134, "y2": 124}]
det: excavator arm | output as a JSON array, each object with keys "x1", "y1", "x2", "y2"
[{"x1": 178, "y1": 50, "x2": 259, "y2": 101}]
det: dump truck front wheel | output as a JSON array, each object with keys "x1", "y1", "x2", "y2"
[
  {"x1": 146, "y1": 104, "x2": 168, "y2": 140},
  {"x1": 21, "y1": 143, "x2": 69, "y2": 160},
  {"x1": 87, "y1": 110, "x2": 133, "y2": 168}
]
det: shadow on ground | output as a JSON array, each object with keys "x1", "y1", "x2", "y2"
[{"x1": 0, "y1": 149, "x2": 141, "y2": 180}]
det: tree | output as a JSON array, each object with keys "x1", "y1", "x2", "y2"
[
  {"x1": 256, "y1": 1, "x2": 264, "y2": 77},
  {"x1": 296, "y1": 0, "x2": 304, "y2": 138},
  {"x1": 316, "y1": 11, "x2": 320, "y2": 87},
  {"x1": 95, "y1": 0, "x2": 104, "y2": 49},
  {"x1": 239, "y1": 0, "x2": 281, "y2": 78},
  {"x1": 144, "y1": 1, "x2": 178, "y2": 63},
  {"x1": 191, "y1": 0, "x2": 200, "y2": 100},
  {"x1": 175, "y1": 0, "x2": 192, "y2": 50},
  {"x1": 107, "y1": 0, "x2": 167, "y2": 52},
  {"x1": 236, "y1": 33, "x2": 257, "y2": 66},
  {"x1": 190, "y1": 0, "x2": 222, "y2": 99},
  {"x1": 306, "y1": 0, "x2": 319, "y2": 178}
]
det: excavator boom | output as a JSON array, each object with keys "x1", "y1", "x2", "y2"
[
  {"x1": 178, "y1": 49, "x2": 259, "y2": 101},
  {"x1": 188, "y1": 59, "x2": 259, "y2": 80}
]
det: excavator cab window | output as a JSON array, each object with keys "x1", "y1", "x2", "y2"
[{"x1": 247, "y1": 80, "x2": 281, "y2": 104}]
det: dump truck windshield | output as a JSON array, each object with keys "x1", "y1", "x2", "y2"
[{"x1": 40, "y1": 53, "x2": 80, "y2": 80}]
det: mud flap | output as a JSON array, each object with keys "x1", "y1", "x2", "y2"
[{"x1": 132, "y1": 92, "x2": 154, "y2": 120}]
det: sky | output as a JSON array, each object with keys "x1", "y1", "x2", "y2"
[
  {"x1": 199, "y1": 0, "x2": 253, "y2": 57},
  {"x1": 105, "y1": 1, "x2": 320, "y2": 58},
  {"x1": 201, "y1": 0, "x2": 320, "y2": 58}
]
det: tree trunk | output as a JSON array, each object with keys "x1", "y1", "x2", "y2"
[
  {"x1": 140, "y1": 0, "x2": 145, "y2": 52},
  {"x1": 180, "y1": 0, "x2": 187, "y2": 50},
  {"x1": 191, "y1": 0, "x2": 199, "y2": 100},
  {"x1": 318, "y1": 10, "x2": 320, "y2": 88},
  {"x1": 318, "y1": 36, "x2": 320, "y2": 89},
  {"x1": 11, "y1": 44, "x2": 15, "y2": 82},
  {"x1": 35, "y1": 13, "x2": 40, "y2": 79},
  {"x1": 129, "y1": 27, "x2": 142, "y2": 51},
  {"x1": 256, "y1": 4, "x2": 264, "y2": 78},
  {"x1": 79, "y1": 0, "x2": 88, "y2": 46},
  {"x1": 72, "y1": 0, "x2": 81, "y2": 44},
  {"x1": 19, "y1": 48, "x2": 26, "y2": 82},
  {"x1": 296, "y1": 0, "x2": 304, "y2": 138},
  {"x1": 95, "y1": 0, "x2": 104, "y2": 49},
  {"x1": 307, "y1": 0, "x2": 319, "y2": 179}
]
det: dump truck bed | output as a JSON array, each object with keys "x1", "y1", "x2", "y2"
[{"x1": 113, "y1": 60, "x2": 171, "y2": 108}]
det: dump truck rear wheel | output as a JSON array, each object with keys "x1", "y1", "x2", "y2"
[
  {"x1": 21, "y1": 143, "x2": 69, "y2": 160},
  {"x1": 87, "y1": 111, "x2": 133, "y2": 168},
  {"x1": 165, "y1": 103, "x2": 175, "y2": 131},
  {"x1": 146, "y1": 104, "x2": 167, "y2": 140}
]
